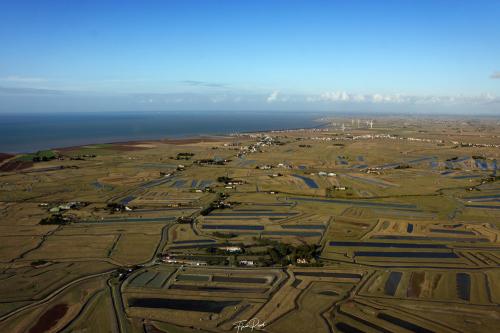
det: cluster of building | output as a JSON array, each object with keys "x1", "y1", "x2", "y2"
[
  {"x1": 160, "y1": 253, "x2": 255, "y2": 267},
  {"x1": 366, "y1": 168, "x2": 382, "y2": 175},
  {"x1": 308, "y1": 133, "x2": 445, "y2": 144},
  {"x1": 194, "y1": 158, "x2": 230, "y2": 166},
  {"x1": 192, "y1": 187, "x2": 215, "y2": 193},
  {"x1": 235, "y1": 135, "x2": 279, "y2": 158},
  {"x1": 451, "y1": 141, "x2": 500, "y2": 148},
  {"x1": 218, "y1": 246, "x2": 242, "y2": 253},
  {"x1": 40, "y1": 201, "x2": 87, "y2": 213},
  {"x1": 268, "y1": 127, "x2": 329, "y2": 134},
  {"x1": 161, "y1": 254, "x2": 207, "y2": 266},
  {"x1": 224, "y1": 180, "x2": 245, "y2": 189},
  {"x1": 317, "y1": 171, "x2": 337, "y2": 177}
]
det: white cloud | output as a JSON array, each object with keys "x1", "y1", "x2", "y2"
[
  {"x1": 0, "y1": 86, "x2": 62, "y2": 95},
  {"x1": 306, "y1": 90, "x2": 498, "y2": 105},
  {"x1": 319, "y1": 91, "x2": 351, "y2": 102},
  {"x1": 266, "y1": 90, "x2": 279, "y2": 103},
  {"x1": 490, "y1": 72, "x2": 500, "y2": 79},
  {"x1": 210, "y1": 95, "x2": 227, "y2": 103},
  {"x1": 181, "y1": 80, "x2": 226, "y2": 88},
  {"x1": 0, "y1": 75, "x2": 47, "y2": 83}
]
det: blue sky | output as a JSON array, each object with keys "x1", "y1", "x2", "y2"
[{"x1": 0, "y1": 0, "x2": 499, "y2": 113}]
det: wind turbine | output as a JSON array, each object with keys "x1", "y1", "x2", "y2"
[
  {"x1": 370, "y1": 120, "x2": 373, "y2": 129},
  {"x1": 341, "y1": 123, "x2": 346, "y2": 132}
]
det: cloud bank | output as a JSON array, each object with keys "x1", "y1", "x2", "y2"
[
  {"x1": 0, "y1": 75, "x2": 47, "y2": 83},
  {"x1": 180, "y1": 80, "x2": 226, "y2": 88},
  {"x1": 306, "y1": 91, "x2": 498, "y2": 105},
  {"x1": 1, "y1": 85, "x2": 498, "y2": 114}
]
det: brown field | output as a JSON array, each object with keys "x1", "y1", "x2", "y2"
[{"x1": 1, "y1": 117, "x2": 500, "y2": 332}]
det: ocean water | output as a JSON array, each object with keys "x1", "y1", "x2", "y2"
[{"x1": 0, "y1": 111, "x2": 324, "y2": 153}]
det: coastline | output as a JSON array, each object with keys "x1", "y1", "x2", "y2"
[{"x1": 0, "y1": 112, "x2": 326, "y2": 154}]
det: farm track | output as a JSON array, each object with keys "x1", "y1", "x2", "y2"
[
  {"x1": 144, "y1": 223, "x2": 173, "y2": 265},
  {"x1": 356, "y1": 298, "x2": 462, "y2": 333},
  {"x1": 109, "y1": 278, "x2": 130, "y2": 333},
  {"x1": 318, "y1": 216, "x2": 335, "y2": 250},
  {"x1": 108, "y1": 234, "x2": 122, "y2": 257}
]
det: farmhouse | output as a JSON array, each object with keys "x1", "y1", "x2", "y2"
[
  {"x1": 218, "y1": 246, "x2": 242, "y2": 253},
  {"x1": 161, "y1": 255, "x2": 207, "y2": 266},
  {"x1": 239, "y1": 260, "x2": 255, "y2": 266}
]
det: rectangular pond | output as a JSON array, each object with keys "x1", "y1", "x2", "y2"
[
  {"x1": 176, "y1": 274, "x2": 210, "y2": 282},
  {"x1": 169, "y1": 285, "x2": 268, "y2": 293},
  {"x1": 384, "y1": 271, "x2": 402, "y2": 296},
  {"x1": 205, "y1": 215, "x2": 268, "y2": 220},
  {"x1": 430, "y1": 229, "x2": 475, "y2": 235},
  {"x1": 456, "y1": 273, "x2": 471, "y2": 301},
  {"x1": 465, "y1": 204, "x2": 500, "y2": 210},
  {"x1": 335, "y1": 322, "x2": 367, "y2": 333},
  {"x1": 262, "y1": 231, "x2": 323, "y2": 237},
  {"x1": 377, "y1": 313, "x2": 435, "y2": 333},
  {"x1": 212, "y1": 276, "x2": 268, "y2": 284},
  {"x1": 330, "y1": 241, "x2": 447, "y2": 249},
  {"x1": 354, "y1": 251, "x2": 459, "y2": 258},
  {"x1": 372, "y1": 235, "x2": 489, "y2": 243},
  {"x1": 294, "y1": 271, "x2": 361, "y2": 279},
  {"x1": 234, "y1": 209, "x2": 274, "y2": 212},
  {"x1": 208, "y1": 212, "x2": 298, "y2": 216},
  {"x1": 128, "y1": 298, "x2": 239, "y2": 313}
]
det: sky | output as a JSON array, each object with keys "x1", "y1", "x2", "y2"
[{"x1": 0, "y1": 0, "x2": 499, "y2": 114}]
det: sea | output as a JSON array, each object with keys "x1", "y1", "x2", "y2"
[{"x1": 0, "y1": 111, "x2": 326, "y2": 153}]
